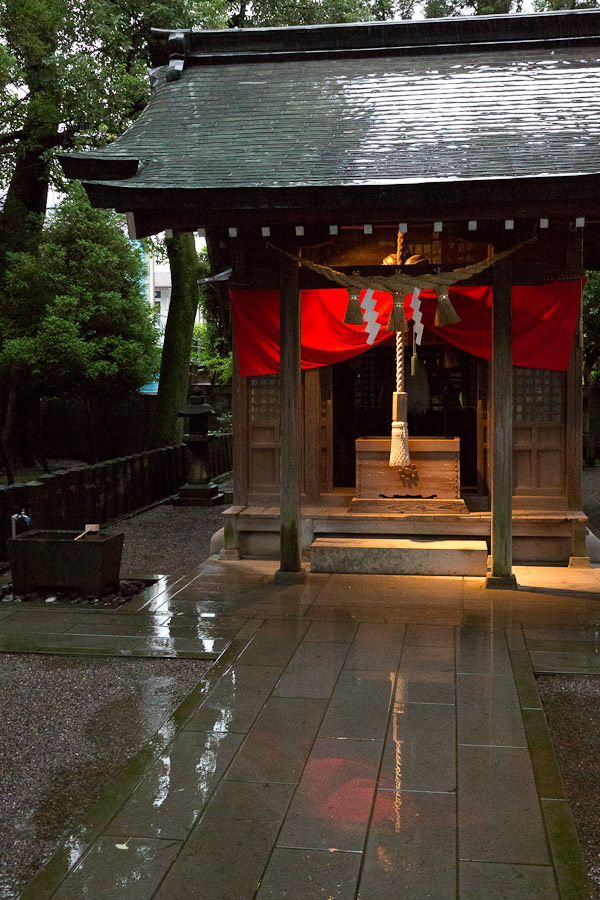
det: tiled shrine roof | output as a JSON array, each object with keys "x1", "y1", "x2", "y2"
[{"x1": 60, "y1": 10, "x2": 600, "y2": 229}]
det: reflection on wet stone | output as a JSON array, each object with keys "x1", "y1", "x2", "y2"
[
  {"x1": 225, "y1": 696, "x2": 327, "y2": 783},
  {"x1": 51, "y1": 836, "x2": 182, "y2": 900},
  {"x1": 278, "y1": 738, "x2": 382, "y2": 852},
  {"x1": 107, "y1": 731, "x2": 243, "y2": 840},
  {"x1": 359, "y1": 791, "x2": 456, "y2": 900},
  {"x1": 185, "y1": 664, "x2": 283, "y2": 733}
]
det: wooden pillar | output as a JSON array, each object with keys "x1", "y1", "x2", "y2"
[
  {"x1": 565, "y1": 229, "x2": 588, "y2": 563},
  {"x1": 486, "y1": 256, "x2": 517, "y2": 589},
  {"x1": 231, "y1": 340, "x2": 249, "y2": 508},
  {"x1": 275, "y1": 249, "x2": 304, "y2": 581}
]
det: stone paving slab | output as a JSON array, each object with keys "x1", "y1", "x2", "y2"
[
  {"x1": 343, "y1": 623, "x2": 405, "y2": 669},
  {"x1": 459, "y1": 861, "x2": 558, "y2": 900},
  {"x1": 107, "y1": 730, "x2": 244, "y2": 840},
  {"x1": 225, "y1": 696, "x2": 327, "y2": 784},
  {"x1": 184, "y1": 664, "x2": 284, "y2": 733},
  {"x1": 255, "y1": 847, "x2": 362, "y2": 899},
  {"x1": 457, "y1": 673, "x2": 527, "y2": 747},
  {"x1": 0, "y1": 599, "x2": 249, "y2": 659},
  {"x1": 458, "y1": 745, "x2": 550, "y2": 864},
  {"x1": 50, "y1": 836, "x2": 183, "y2": 900},
  {"x1": 379, "y1": 700, "x2": 456, "y2": 793},
  {"x1": 277, "y1": 737, "x2": 383, "y2": 852},
  {"x1": 16, "y1": 562, "x2": 596, "y2": 900},
  {"x1": 317, "y1": 669, "x2": 393, "y2": 741},
  {"x1": 152, "y1": 780, "x2": 295, "y2": 900},
  {"x1": 360, "y1": 790, "x2": 456, "y2": 900}
]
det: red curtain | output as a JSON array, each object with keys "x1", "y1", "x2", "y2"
[{"x1": 230, "y1": 281, "x2": 582, "y2": 377}]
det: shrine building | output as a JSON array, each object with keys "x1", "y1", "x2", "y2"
[{"x1": 61, "y1": 9, "x2": 600, "y2": 586}]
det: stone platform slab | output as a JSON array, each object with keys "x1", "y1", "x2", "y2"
[{"x1": 310, "y1": 536, "x2": 489, "y2": 575}]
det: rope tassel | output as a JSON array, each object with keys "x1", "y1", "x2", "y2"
[
  {"x1": 434, "y1": 288, "x2": 461, "y2": 327},
  {"x1": 386, "y1": 293, "x2": 409, "y2": 333},
  {"x1": 390, "y1": 420, "x2": 410, "y2": 467},
  {"x1": 343, "y1": 289, "x2": 364, "y2": 325}
]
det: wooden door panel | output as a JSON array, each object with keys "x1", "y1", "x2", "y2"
[
  {"x1": 248, "y1": 375, "x2": 280, "y2": 503},
  {"x1": 512, "y1": 368, "x2": 566, "y2": 506},
  {"x1": 319, "y1": 367, "x2": 333, "y2": 493},
  {"x1": 514, "y1": 448, "x2": 533, "y2": 488},
  {"x1": 537, "y1": 449, "x2": 563, "y2": 489}
]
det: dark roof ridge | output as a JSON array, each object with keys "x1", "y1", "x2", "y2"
[{"x1": 154, "y1": 8, "x2": 600, "y2": 66}]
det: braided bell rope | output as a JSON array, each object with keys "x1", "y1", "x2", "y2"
[{"x1": 396, "y1": 331, "x2": 404, "y2": 393}]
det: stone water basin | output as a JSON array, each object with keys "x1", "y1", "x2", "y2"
[{"x1": 7, "y1": 530, "x2": 124, "y2": 597}]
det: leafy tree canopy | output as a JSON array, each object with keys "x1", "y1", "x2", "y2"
[
  {"x1": 0, "y1": 0, "x2": 231, "y2": 255},
  {"x1": 232, "y1": 0, "x2": 400, "y2": 27},
  {"x1": 423, "y1": 0, "x2": 517, "y2": 17},
  {"x1": 533, "y1": 0, "x2": 599, "y2": 9},
  {"x1": 0, "y1": 182, "x2": 160, "y2": 396}
]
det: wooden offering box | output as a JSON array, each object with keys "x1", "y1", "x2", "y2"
[{"x1": 355, "y1": 436, "x2": 460, "y2": 500}]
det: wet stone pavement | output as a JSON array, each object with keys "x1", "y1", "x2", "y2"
[{"x1": 6, "y1": 559, "x2": 600, "y2": 899}]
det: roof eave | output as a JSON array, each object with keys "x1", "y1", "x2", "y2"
[
  {"x1": 81, "y1": 172, "x2": 600, "y2": 236},
  {"x1": 58, "y1": 153, "x2": 140, "y2": 182}
]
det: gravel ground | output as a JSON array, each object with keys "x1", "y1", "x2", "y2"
[
  {"x1": 538, "y1": 675, "x2": 600, "y2": 898},
  {"x1": 541, "y1": 467, "x2": 600, "y2": 895},
  {"x1": 0, "y1": 654, "x2": 211, "y2": 900},
  {"x1": 116, "y1": 499, "x2": 227, "y2": 576}
]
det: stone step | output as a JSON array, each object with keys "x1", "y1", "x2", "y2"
[{"x1": 310, "y1": 536, "x2": 489, "y2": 576}]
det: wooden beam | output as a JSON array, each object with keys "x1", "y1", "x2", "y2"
[
  {"x1": 276, "y1": 248, "x2": 304, "y2": 580},
  {"x1": 486, "y1": 256, "x2": 517, "y2": 589},
  {"x1": 85, "y1": 173, "x2": 600, "y2": 227}
]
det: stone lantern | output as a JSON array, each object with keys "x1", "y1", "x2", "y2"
[{"x1": 172, "y1": 386, "x2": 224, "y2": 506}]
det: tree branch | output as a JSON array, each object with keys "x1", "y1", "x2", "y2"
[{"x1": 0, "y1": 129, "x2": 26, "y2": 147}]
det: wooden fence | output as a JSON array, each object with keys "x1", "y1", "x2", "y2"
[{"x1": 0, "y1": 436, "x2": 232, "y2": 560}]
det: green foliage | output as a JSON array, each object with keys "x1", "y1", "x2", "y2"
[
  {"x1": 423, "y1": 0, "x2": 599, "y2": 19},
  {"x1": 423, "y1": 0, "x2": 517, "y2": 15},
  {"x1": 0, "y1": 0, "x2": 231, "y2": 204},
  {"x1": 583, "y1": 272, "x2": 600, "y2": 384},
  {"x1": 0, "y1": 183, "x2": 160, "y2": 396},
  {"x1": 214, "y1": 410, "x2": 233, "y2": 433},
  {"x1": 191, "y1": 321, "x2": 233, "y2": 384},
  {"x1": 230, "y1": 0, "x2": 405, "y2": 27},
  {"x1": 533, "y1": 0, "x2": 599, "y2": 9}
]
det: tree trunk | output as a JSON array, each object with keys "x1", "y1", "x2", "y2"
[
  {"x1": 0, "y1": 430, "x2": 15, "y2": 485},
  {"x1": 0, "y1": 144, "x2": 51, "y2": 257},
  {"x1": 1, "y1": 382, "x2": 37, "y2": 471},
  {"x1": 583, "y1": 362, "x2": 595, "y2": 466},
  {"x1": 151, "y1": 232, "x2": 199, "y2": 446},
  {"x1": 28, "y1": 393, "x2": 50, "y2": 474},
  {"x1": 84, "y1": 393, "x2": 99, "y2": 464},
  {"x1": 0, "y1": 107, "x2": 59, "y2": 466},
  {"x1": 204, "y1": 227, "x2": 233, "y2": 353}
]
